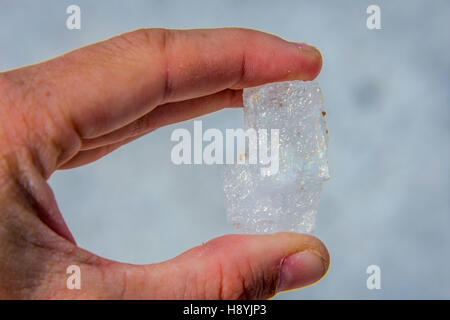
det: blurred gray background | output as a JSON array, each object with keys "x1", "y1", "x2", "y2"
[{"x1": 1, "y1": 0, "x2": 449, "y2": 299}]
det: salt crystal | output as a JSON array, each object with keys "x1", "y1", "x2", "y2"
[{"x1": 223, "y1": 80, "x2": 329, "y2": 233}]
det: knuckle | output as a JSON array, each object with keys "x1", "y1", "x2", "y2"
[
  {"x1": 119, "y1": 28, "x2": 155, "y2": 48},
  {"x1": 120, "y1": 28, "x2": 175, "y2": 101},
  {"x1": 0, "y1": 68, "x2": 73, "y2": 177},
  {"x1": 100, "y1": 28, "x2": 170, "y2": 62},
  {"x1": 120, "y1": 28, "x2": 173, "y2": 55}
]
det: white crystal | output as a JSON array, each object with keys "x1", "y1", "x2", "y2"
[{"x1": 223, "y1": 80, "x2": 329, "y2": 233}]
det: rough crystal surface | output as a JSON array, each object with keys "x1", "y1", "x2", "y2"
[{"x1": 223, "y1": 80, "x2": 329, "y2": 233}]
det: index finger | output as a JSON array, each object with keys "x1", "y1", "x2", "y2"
[{"x1": 5, "y1": 28, "x2": 322, "y2": 139}]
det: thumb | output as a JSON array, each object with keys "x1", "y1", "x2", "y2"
[{"x1": 111, "y1": 232, "x2": 330, "y2": 299}]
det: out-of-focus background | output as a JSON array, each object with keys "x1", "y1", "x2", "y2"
[{"x1": 1, "y1": 0, "x2": 449, "y2": 299}]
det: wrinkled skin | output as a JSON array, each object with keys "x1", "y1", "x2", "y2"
[{"x1": 0, "y1": 28, "x2": 329, "y2": 299}]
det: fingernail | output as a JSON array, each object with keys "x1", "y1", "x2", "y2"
[
  {"x1": 277, "y1": 251, "x2": 327, "y2": 292},
  {"x1": 292, "y1": 42, "x2": 318, "y2": 53},
  {"x1": 292, "y1": 42, "x2": 322, "y2": 60},
  {"x1": 293, "y1": 41, "x2": 313, "y2": 49}
]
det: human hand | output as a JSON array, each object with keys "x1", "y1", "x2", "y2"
[{"x1": 0, "y1": 28, "x2": 329, "y2": 299}]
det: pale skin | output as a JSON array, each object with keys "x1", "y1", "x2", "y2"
[{"x1": 0, "y1": 28, "x2": 330, "y2": 299}]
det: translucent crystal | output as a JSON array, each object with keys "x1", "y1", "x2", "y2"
[{"x1": 223, "y1": 80, "x2": 329, "y2": 233}]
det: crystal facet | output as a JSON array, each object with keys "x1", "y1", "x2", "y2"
[{"x1": 223, "y1": 80, "x2": 329, "y2": 233}]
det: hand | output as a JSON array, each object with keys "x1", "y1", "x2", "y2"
[{"x1": 0, "y1": 28, "x2": 329, "y2": 299}]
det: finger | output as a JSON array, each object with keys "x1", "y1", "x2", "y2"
[
  {"x1": 9, "y1": 27, "x2": 322, "y2": 142},
  {"x1": 57, "y1": 134, "x2": 143, "y2": 169},
  {"x1": 107, "y1": 232, "x2": 330, "y2": 300},
  {"x1": 60, "y1": 88, "x2": 242, "y2": 168},
  {"x1": 80, "y1": 88, "x2": 243, "y2": 151}
]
